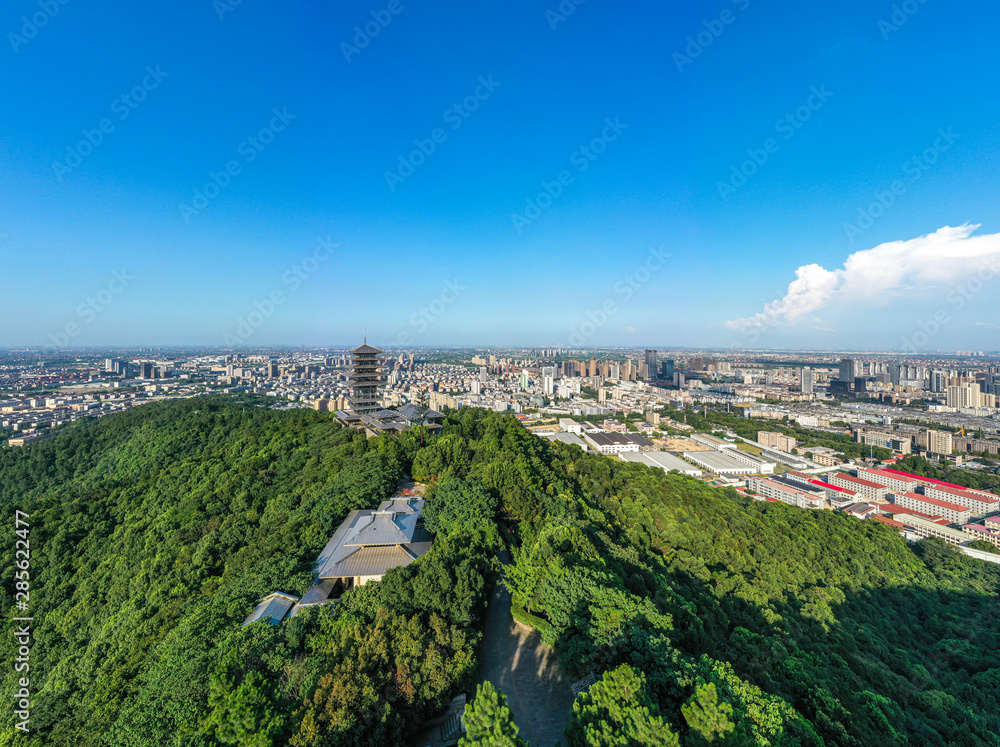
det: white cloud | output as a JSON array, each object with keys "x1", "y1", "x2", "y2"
[{"x1": 726, "y1": 224, "x2": 1000, "y2": 332}]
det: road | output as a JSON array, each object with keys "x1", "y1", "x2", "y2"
[{"x1": 474, "y1": 550, "x2": 575, "y2": 746}]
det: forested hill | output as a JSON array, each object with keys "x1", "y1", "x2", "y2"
[
  {"x1": 416, "y1": 410, "x2": 1000, "y2": 746},
  {"x1": 3, "y1": 401, "x2": 1000, "y2": 746},
  {"x1": 0, "y1": 398, "x2": 497, "y2": 746}
]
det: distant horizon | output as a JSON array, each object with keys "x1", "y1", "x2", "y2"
[{"x1": 3, "y1": 344, "x2": 999, "y2": 359}]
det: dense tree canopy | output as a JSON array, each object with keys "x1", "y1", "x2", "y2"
[
  {"x1": 413, "y1": 409, "x2": 1000, "y2": 746},
  {"x1": 0, "y1": 398, "x2": 493, "y2": 746}
]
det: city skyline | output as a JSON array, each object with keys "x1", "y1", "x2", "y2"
[{"x1": 4, "y1": 1, "x2": 1000, "y2": 350}]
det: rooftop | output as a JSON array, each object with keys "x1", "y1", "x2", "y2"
[
  {"x1": 924, "y1": 483, "x2": 998, "y2": 504},
  {"x1": 349, "y1": 343, "x2": 383, "y2": 355},
  {"x1": 315, "y1": 496, "x2": 432, "y2": 581},
  {"x1": 895, "y1": 492, "x2": 968, "y2": 514},
  {"x1": 832, "y1": 473, "x2": 886, "y2": 490},
  {"x1": 242, "y1": 592, "x2": 300, "y2": 627}
]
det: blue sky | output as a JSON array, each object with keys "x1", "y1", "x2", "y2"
[{"x1": 3, "y1": 0, "x2": 1000, "y2": 351}]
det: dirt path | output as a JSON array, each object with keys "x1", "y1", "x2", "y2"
[{"x1": 474, "y1": 550, "x2": 575, "y2": 745}]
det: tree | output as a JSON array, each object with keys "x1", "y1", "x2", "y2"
[
  {"x1": 414, "y1": 389, "x2": 430, "y2": 447},
  {"x1": 458, "y1": 681, "x2": 528, "y2": 747},
  {"x1": 201, "y1": 670, "x2": 286, "y2": 747},
  {"x1": 424, "y1": 478, "x2": 498, "y2": 537},
  {"x1": 566, "y1": 665, "x2": 679, "y2": 746},
  {"x1": 682, "y1": 682, "x2": 735, "y2": 745}
]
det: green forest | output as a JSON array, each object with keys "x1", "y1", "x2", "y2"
[{"x1": 3, "y1": 399, "x2": 1000, "y2": 745}]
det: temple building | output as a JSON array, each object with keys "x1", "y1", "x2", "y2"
[
  {"x1": 348, "y1": 340, "x2": 383, "y2": 415},
  {"x1": 335, "y1": 337, "x2": 446, "y2": 436}
]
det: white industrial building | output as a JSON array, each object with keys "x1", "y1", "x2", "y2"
[{"x1": 618, "y1": 451, "x2": 703, "y2": 477}]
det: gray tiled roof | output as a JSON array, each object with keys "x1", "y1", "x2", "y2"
[
  {"x1": 316, "y1": 497, "x2": 432, "y2": 580},
  {"x1": 346, "y1": 511, "x2": 413, "y2": 546},
  {"x1": 329, "y1": 542, "x2": 432, "y2": 578},
  {"x1": 242, "y1": 592, "x2": 299, "y2": 627}
]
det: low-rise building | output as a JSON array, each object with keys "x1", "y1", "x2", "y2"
[
  {"x1": 583, "y1": 431, "x2": 641, "y2": 455},
  {"x1": 881, "y1": 503, "x2": 942, "y2": 522},
  {"x1": 747, "y1": 476, "x2": 824, "y2": 509},
  {"x1": 807, "y1": 447, "x2": 842, "y2": 466},
  {"x1": 895, "y1": 514, "x2": 968, "y2": 545},
  {"x1": 856, "y1": 467, "x2": 922, "y2": 494},
  {"x1": 683, "y1": 449, "x2": 755, "y2": 475},
  {"x1": 841, "y1": 502, "x2": 879, "y2": 520},
  {"x1": 618, "y1": 451, "x2": 703, "y2": 477},
  {"x1": 726, "y1": 448, "x2": 776, "y2": 474},
  {"x1": 691, "y1": 433, "x2": 737, "y2": 450},
  {"x1": 962, "y1": 522, "x2": 1000, "y2": 549},
  {"x1": 870, "y1": 514, "x2": 906, "y2": 533},
  {"x1": 757, "y1": 431, "x2": 797, "y2": 452},
  {"x1": 892, "y1": 492, "x2": 971, "y2": 525},
  {"x1": 922, "y1": 484, "x2": 999, "y2": 516},
  {"x1": 828, "y1": 473, "x2": 888, "y2": 502}
]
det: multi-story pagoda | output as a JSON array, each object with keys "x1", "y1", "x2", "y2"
[{"x1": 348, "y1": 339, "x2": 382, "y2": 415}]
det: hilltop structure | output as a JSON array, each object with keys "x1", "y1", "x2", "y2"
[{"x1": 242, "y1": 491, "x2": 431, "y2": 627}]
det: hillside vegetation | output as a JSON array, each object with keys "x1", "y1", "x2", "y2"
[{"x1": 3, "y1": 402, "x2": 1000, "y2": 745}]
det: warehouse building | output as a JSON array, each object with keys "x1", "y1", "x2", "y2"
[{"x1": 618, "y1": 450, "x2": 703, "y2": 477}]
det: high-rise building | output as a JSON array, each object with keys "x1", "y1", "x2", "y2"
[
  {"x1": 268, "y1": 362, "x2": 279, "y2": 377},
  {"x1": 930, "y1": 370, "x2": 947, "y2": 392},
  {"x1": 838, "y1": 358, "x2": 860, "y2": 381},
  {"x1": 140, "y1": 362, "x2": 154, "y2": 379},
  {"x1": 519, "y1": 370, "x2": 529, "y2": 390},
  {"x1": 644, "y1": 349, "x2": 657, "y2": 377},
  {"x1": 348, "y1": 340, "x2": 382, "y2": 415},
  {"x1": 542, "y1": 375, "x2": 555, "y2": 395},
  {"x1": 925, "y1": 429, "x2": 954, "y2": 454},
  {"x1": 947, "y1": 384, "x2": 980, "y2": 409},
  {"x1": 800, "y1": 367, "x2": 814, "y2": 394},
  {"x1": 661, "y1": 360, "x2": 674, "y2": 380},
  {"x1": 479, "y1": 366, "x2": 488, "y2": 383},
  {"x1": 887, "y1": 364, "x2": 902, "y2": 386}
]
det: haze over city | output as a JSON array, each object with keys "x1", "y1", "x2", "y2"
[{"x1": 3, "y1": 1, "x2": 1000, "y2": 350}]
